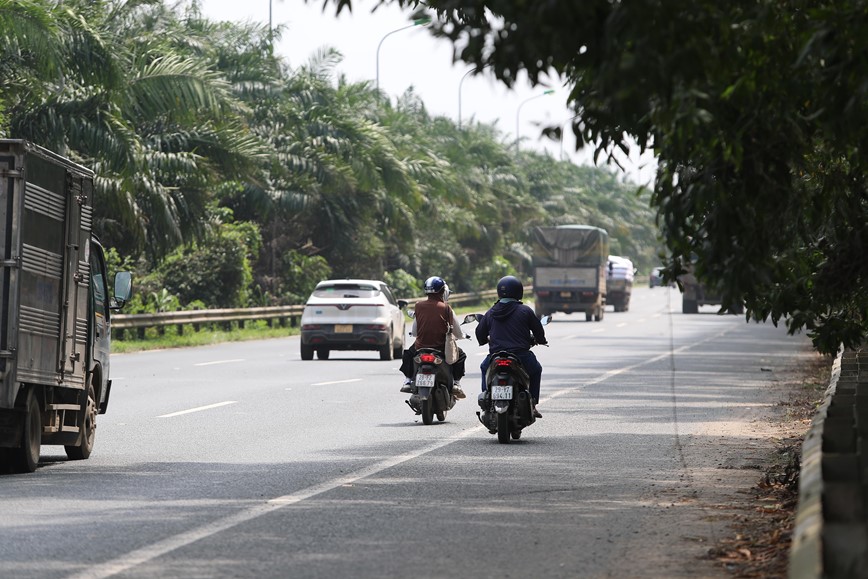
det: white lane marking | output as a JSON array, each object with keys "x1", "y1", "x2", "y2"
[
  {"x1": 68, "y1": 425, "x2": 485, "y2": 579},
  {"x1": 311, "y1": 379, "x2": 363, "y2": 386},
  {"x1": 637, "y1": 318, "x2": 646, "y2": 323},
  {"x1": 158, "y1": 401, "x2": 237, "y2": 418},
  {"x1": 541, "y1": 323, "x2": 736, "y2": 401},
  {"x1": 617, "y1": 323, "x2": 627, "y2": 328},
  {"x1": 74, "y1": 321, "x2": 739, "y2": 579},
  {"x1": 194, "y1": 359, "x2": 245, "y2": 367},
  {"x1": 591, "y1": 328, "x2": 605, "y2": 333},
  {"x1": 652, "y1": 313, "x2": 661, "y2": 318}
]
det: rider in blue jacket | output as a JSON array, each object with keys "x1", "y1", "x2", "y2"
[{"x1": 475, "y1": 276, "x2": 547, "y2": 417}]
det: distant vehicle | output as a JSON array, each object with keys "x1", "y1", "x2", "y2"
[
  {"x1": 300, "y1": 279, "x2": 408, "y2": 361},
  {"x1": 649, "y1": 267, "x2": 665, "y2": 288},
  {"x1": 606, "y1": 256, "x2": 635, "y2": 312},
  {"x1": 531, "y1": 225, "x2": 609, "y2": 321},
  {"x1": 678, "y1": 266, "x2": 743, "y2": 315}
]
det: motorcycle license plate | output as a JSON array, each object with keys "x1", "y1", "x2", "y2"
[
  {"x1": 415, "y1": 373, "x2": 435, "y2": 387},
  {"x1": 491, "y1": 385, "x2": 513, "y2": 400}
]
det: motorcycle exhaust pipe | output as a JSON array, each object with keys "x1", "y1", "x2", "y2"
[{"x1": 517, "y1": 390, "x2": 534, "y2": 424}]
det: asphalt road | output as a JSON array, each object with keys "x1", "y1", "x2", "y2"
[{"x1": 0, "y1": 287, "x2": 815, "y2": 578}]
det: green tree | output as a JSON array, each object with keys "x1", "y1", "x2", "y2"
[{"x1": 318, "y1": 0, "x2": 868, "y2": 353}]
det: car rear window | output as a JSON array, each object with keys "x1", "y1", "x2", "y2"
[{"x1": 313, "y1": 284, "x2": 381, "y2": 298}]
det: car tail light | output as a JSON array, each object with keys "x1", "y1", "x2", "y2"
[
  {"x1": 366, "y1": 324, "x2": 388, "y2": 331},
  {"x1": 536, "y1": 290, "x2": 550, "y2": 297},
  {"x1": 301, "y1": 324, "x2": 321, "y2": 330}
]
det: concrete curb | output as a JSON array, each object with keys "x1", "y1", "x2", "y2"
[{"x1": 790, "y1": 347, "x2": 868, "y2": 578}]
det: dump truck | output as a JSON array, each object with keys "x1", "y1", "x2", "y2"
[
  {"x1": 531, "y1": 225, "x2": 609, "y2": 321},
  {"x1": 606, "y1": 255, "x2": 635, "y2": 312},
  {"x1": 0, "y1": 140, "x2": 131, "y2": 473}
]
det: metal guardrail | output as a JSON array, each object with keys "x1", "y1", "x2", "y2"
[
  {"x1": 111, "y1": 289, "x2": 500, "y2": 335},
  {"x1": 790, "y1": 346, "x2": 868, "y2": 578}
]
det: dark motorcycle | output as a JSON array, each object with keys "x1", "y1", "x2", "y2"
[
  {"x1": 475, "y1": 315, "x2": 551, "y2": 443},
  {"x1": 405, "y1": 348, "x2": 455, "y2": 425}
]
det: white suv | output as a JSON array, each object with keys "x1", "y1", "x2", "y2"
[{"x1": 300, "y1": 279, "x2": 408, "y2": 360}]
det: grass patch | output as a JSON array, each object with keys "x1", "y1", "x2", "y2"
[
  {"x1": 112, "y1": 320, "x2": 299, "y2": 353},
  {"x1": 111, "y1": 300, "x2": 497, "y2": 354}
]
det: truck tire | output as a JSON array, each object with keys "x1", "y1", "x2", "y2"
[
  {"x1": 65, "y1": 383, "x2": 96, "y2": 460},
  {"x1": 683, "y1": 299, "x2": 698, "y2": 314},
  {"x1": 14, "y1": 391, "x2": 41, "y2": 473},
  {"x1": 585, "y1": 311, "x2": 593, "y2": 322}
]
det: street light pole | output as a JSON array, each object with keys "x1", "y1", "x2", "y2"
[
  {"x1": 458, "y1": 65, "x2": 488, "y2": 129},
  {"x1": 376, "y1": 17, "x2": 432, "y2": 95},
  {"x1": 515, "y1": 89, "x2": 555, "y2": 152}
]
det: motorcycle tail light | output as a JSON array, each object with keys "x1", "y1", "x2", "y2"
[
  {"x1": 420, "y1": 353, "x2": 436, "y2": 363},
  {"x1": 498, "y1": 379, "x2": 507, "y2": 385},
  {"x1": 495, "y1": 359, "x2": 512, "y2": 368}
]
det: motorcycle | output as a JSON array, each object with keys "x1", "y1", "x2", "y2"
[
  {"x1": 475, "y1": 314, "x2": 551, "y2": 443},
  {"x1": 404, "y1": 311, "x2": 472, "y2": 425},
  {"x1": 406, "y1": 348, "x2": 456, "y2": 425}
]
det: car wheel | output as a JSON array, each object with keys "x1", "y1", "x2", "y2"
[
  {"x1": 683, "y1": 299, "x2": 698, "y2": 314},
  {"x1": 316, "y1": 348, "x2": 330, "y2": 360},
  {"x1": 380, "y1": 333, "x2": 394, "y2": 361},
  {"x1": 300, "y1": 344, "x2": 314, "y2": 360}
]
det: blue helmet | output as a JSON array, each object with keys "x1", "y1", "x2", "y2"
[
  {"x1": 424, "y1": 276, "x2": 446, "y2": 294},
  {"x1": 496, "y1": 275, "x2": 523, "y2": 300}
]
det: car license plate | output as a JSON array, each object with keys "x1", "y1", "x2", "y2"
[
  {"x1": 334, "y1": 324, "x2": 353, "y2": 333},
  {"x1": 415, "y1": 373, "x2": 435, "y2": 387},
  {"x1": 491, "y1": 385, "x2": 513, "y2": 400},
  {"x1": 560, "y1": 291, "x2": 572, "y2": 298}
]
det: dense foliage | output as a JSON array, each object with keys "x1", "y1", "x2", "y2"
[
  {"x1": 0, "y1": 0, "x2": 660, "y2": 314},
  {"x1": 319, "y1": 0, "x2": 868, "y2": 354}
]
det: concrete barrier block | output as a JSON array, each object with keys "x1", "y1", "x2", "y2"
[
  {"x1": 823, "y1": 421, "x2": 857, "y2": 453},
  {"x1": 822, "y1": 481, "x2": 864, "y2": 522},
  {"x1": 823, "y1": 523, "x2": 868, "y2": 578}
]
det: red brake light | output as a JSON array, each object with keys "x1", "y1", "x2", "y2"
[
  {"x1": 495, "y1": 359, "x2": 512, "y2": 367},
  {"x1": 420, "y1": 353, "x2": 436, "y2": 363},
  {"x1": 536, "y1": 290, "x2": 550, "y2": 297}
]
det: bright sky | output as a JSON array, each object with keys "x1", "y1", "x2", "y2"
[{"x1": 196, "y1": 0, "x2": 656, "y2": 185}]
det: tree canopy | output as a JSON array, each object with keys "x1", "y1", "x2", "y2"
[
  {"x1": 0, "y1": 0, "x2": 661, "y2": 317},
  {"x1": 316, "y1": 0, "x2": 868, "y2": 353}
]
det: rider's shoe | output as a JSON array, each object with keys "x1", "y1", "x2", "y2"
[
  {"x1": 452, "y1": 381, "x2": 466, "y2": 399},
  {"x1": 400, "y1": 378, "x2": 413, "y2": 393}
]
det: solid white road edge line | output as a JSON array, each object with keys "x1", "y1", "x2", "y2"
[
  {"x1": 71, "y1": 320, "x2": 739, "y2": 579},
  {"x1": 157, "y1": 401, "x2": 238, "y2": 418}
]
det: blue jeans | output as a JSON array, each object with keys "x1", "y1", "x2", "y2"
[{"x1": 480, "y1": 350, "x2": 542, "y2": 403}]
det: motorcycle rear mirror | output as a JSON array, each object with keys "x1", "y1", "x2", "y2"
[
  {"x1": 462, "y1": 313, "x2": 482, "y2": 324},
  {"x1": 540, "y1": 315, "x2": 552, "y2": 325},
  {"x1": 408, "y1": 310, "x2": 416, "y2": 319}
]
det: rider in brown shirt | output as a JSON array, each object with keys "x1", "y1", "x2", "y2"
[{"x1": 399, "y1": 276, "x2": 466, "y2": 398}]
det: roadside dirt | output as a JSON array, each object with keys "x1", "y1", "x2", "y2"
[{"x1": 701, "y1": 352, "x2": 831, "y2": 578}]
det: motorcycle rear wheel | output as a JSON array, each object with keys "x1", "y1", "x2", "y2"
[
  {"x1": 421, "y1": 399, "x2": 434, "y2": 425},
  {"x1": 497, "y1": 413, "x2": 510, "y2": 444}
]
